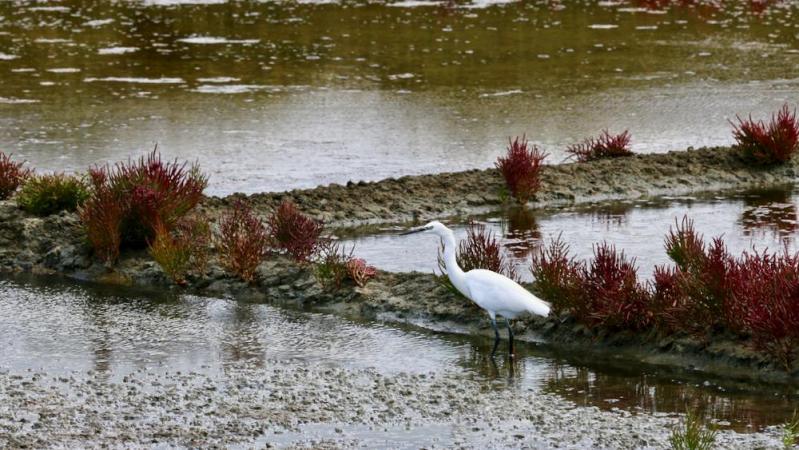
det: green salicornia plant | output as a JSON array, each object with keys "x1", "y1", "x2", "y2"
[
  {"x1": 783, "y1": 411, "x2": 799, "y2": 449},
  {"x1": 669, "y1": 409, "x2": 718, "y2": 450},
  {"x1": 314, "y1": 240, "x2": 377, "y2": 290},
  {"x1": 17, "y1": 173, "x2": 88, "y2": 216},
  {"x1": 314, "y1": 240, "x2": 353, "y2": 290},
  {"x1": 147, "y1": 216, "x2": 210, "y2": 286}
]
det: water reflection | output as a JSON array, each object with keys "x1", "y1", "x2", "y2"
[
  {"x1": 739, "y1": 187, "x2": 798, "y2": 240},
  {"x1": 2, "y1": 0, "x2": 799, "y2": 193},
  {"x1": 0, "y1": 274, "x2": 797, "y2": 431},
  {"x1": 348, "y1": 186, "x2": 799, "y2": 279},
  {"x1": 543, "y1": 364, "x2": 797, "y2": 432},
  {"x1": 498, "y1": 206, "x2": 541, "y2": 259},
  {"x1": 216, "y1": 303, "x2": 267, "y2": 368},
  {"x1": 589, "y1": 201, "x2": 636, "y2": 229}
]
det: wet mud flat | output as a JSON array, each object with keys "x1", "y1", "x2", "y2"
[
  {"x1": 0, "y1": 363, "x2": 785, "y2": 449},
  {"x1": 204, "y1": 146, "x2": 799, "y2": 227}
]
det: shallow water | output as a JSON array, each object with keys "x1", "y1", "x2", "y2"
[
  {"x1": 2, "y1": 0, "x2": 799, "y2": 194},
  {"x1": 0, "y1": 274, "x2": 796, "y2": 433},
  {"x1": 345, "y1": 185, "x2": 799, "y2": 280}
]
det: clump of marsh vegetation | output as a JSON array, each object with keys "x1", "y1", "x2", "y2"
[
  {"x1": 732, "y1": 103, "x2": 799, "y2": 165},
  {"x1": 531, "y1": 236, "x2": 650, "y2": 331},
  {"x1": 566, "y1": 130, "x2": 633, "y2": 162},
  {"x1": 531, "y1": 216, "x2": 799, "y2": 369},
  {"x1": 782, "y1": 411, "x2": 799, "y2": 449},
  {"x1": 17, "y1": 173, "x2": 88, "y2": 216},
  {"x1": 314, "y1": 240, "x2": 376, "y2": 290},
  {"x1": 0, "y1": 151, "x2": 31, "y2": 200},
  {"x1": 267, "y1": 200, "x2": 323, "y2": 263},
  {"x1": 437, "y1": 221, "x2": 518, "y2": 295},
  {"x1": 148, "y1": 216, "x2": 210, "y2": 286},
  {"x1": 347, "y1": 257, "x2": 377, "y2": 287},
  {"x1": 669, "y1": 409, "x2": 718, "y2": 450},
  {"x1": 495, "y1": 136, "x2": 548, "y2": 204},
  {"x1": 79, "y1": 149, "x2": 208, "y2": 265},
  {"x1": 314, "y1": 240, "x2": 353, "y2": 290},
  {"x1": 216, "y1": 200, "x2": 269, "y2": 283}
]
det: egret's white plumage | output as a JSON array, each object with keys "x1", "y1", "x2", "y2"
[{"x1": 402, "y1": 220, "x2": 550, "y2": 355}]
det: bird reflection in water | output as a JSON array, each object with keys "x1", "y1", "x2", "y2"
[{"x1": 739, "y1": 187, "x2": 798, "y2": 240}]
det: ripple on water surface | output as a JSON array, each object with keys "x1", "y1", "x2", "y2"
[
  {"x1": 3, "y1": 0, "x2": 799, "y2": 193},
  {"x1": 0, "y1": 279, "x2": 463, "y2": 377},
  {"x1": 0, "y1": 273, "x2": 797, "y2": 431}
]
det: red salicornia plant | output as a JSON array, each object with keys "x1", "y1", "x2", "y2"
[
  {"x1": 267, "y1": 200, "x2": 323, "y2": 263},
  {"x1": 0, "y1": 152, "x2": 31, "y2": 200},
  {"x1": 531, "y1": 234, "x2": 585, "y2": 316},
  {"x1": 566, "y1": 130, "x2": 633, "y2": 162},
  {"x1": 662, "y1": 218, "x2": 734, "y2": 334},
  {"x1": 495, "y1": 136, "x2": 548, "y2": 204},
  {"x1": 532, "y1": 237, "x2": 649, "y2": 331},
  {"x1": 80, "y1": 148, "x2": 208, "y2": 265},
  {"x1": 731, "y1": 104, "x2": 799, "y2": 164},
  {"x1": 217, "y1": 200, "x2": 269, "y2": 282},
  {"x1": 80, "y1": 169, "x2": 125, "y2": 265},
  {"x1": 530, "y1": 215, "x2": 799, "y2": 369},
  {"x1": 346, "y1": 258, "x2": 377, "y2": 288},
  {"x1": 583, "y1": 242, "x2": 651, "y2": 331},
  {"x1": 725, "y1": 249, "x2": 799, "y2": 370}
]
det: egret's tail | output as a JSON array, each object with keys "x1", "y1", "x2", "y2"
[{"x1": 528, "y1": 297, "x2": 551, "y2": 317}]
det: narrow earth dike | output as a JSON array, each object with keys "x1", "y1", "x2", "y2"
[
  {"x1": 2, "y1": 146, "x2": 798, "y2": 385},
  {"x1": 205, "y1": 146, "x2": 799, "y2": 227}
]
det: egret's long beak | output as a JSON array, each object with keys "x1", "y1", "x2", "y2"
[{"x1": 400, "y1": 225, "x2": 432, "y2": 235}]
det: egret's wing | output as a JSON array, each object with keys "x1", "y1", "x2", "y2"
[{"x1": 465, "y1": 269, "x2": 550, "y2": 317}]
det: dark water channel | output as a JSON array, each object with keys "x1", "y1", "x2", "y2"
[
  {"x1": 345, "y1": 185, "x2": 799, "y2": 281},
  {"x1": 1, "y1": 272, "x2": 796, "y2": 434},
  {"x1": 2, "y1": 0, "x2": 799, "y2": 194}
]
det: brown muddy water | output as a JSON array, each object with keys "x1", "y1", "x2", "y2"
[
  {"x1": 344, "y1": 185, "x2": 799, "y2": 280},
  {"x1": 2, "y1": 0, "x2": 799, "y2": 194},
  {"x1": 1, "y1": 273, "x2": 797, "y2": 435}
]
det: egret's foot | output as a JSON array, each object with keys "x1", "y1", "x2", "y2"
[{"x1": 506, "y1": 317, "x2": 515, "y2": 358}]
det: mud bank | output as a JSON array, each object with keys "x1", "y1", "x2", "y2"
[
  {"x1": 1, "y1": 201, "x2": 796, "y2": 387},
  {"x1": 204, "y1": 146, "x2": 799, "y2": 227},
  {"x1": 0, "y1": 364, "x2": 785, "y2": 449}
]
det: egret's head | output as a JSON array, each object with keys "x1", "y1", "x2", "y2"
[{"x1": 400, "y1": 220, "x2": 450, "y2": 237}]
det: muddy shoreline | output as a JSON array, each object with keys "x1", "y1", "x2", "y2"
[
  {"x1": 0, "y1": 363, "x2": 785, "y2": 449},
  {"x1": 2, "y1": 149, "x2": 799, "y2": 387},
  {"x1": 202, "y1": 146, "x2": 799, "y2": 228}
]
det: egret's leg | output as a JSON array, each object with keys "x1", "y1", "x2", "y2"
[
  {"x1": 505, "y1": 318, "x2": 515, "y2": 358},
  {"x1": 490, "y1": 316, "x2": 500, "y2": 356}
]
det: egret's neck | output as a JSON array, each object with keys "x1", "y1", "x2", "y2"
[{"x1": 441, "y1": 231, "x2": 469, "y2": 297}]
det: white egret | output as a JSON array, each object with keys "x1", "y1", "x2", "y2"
[{"x1": 401, "y1": 221, "x2": 550, "y2": 356}]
